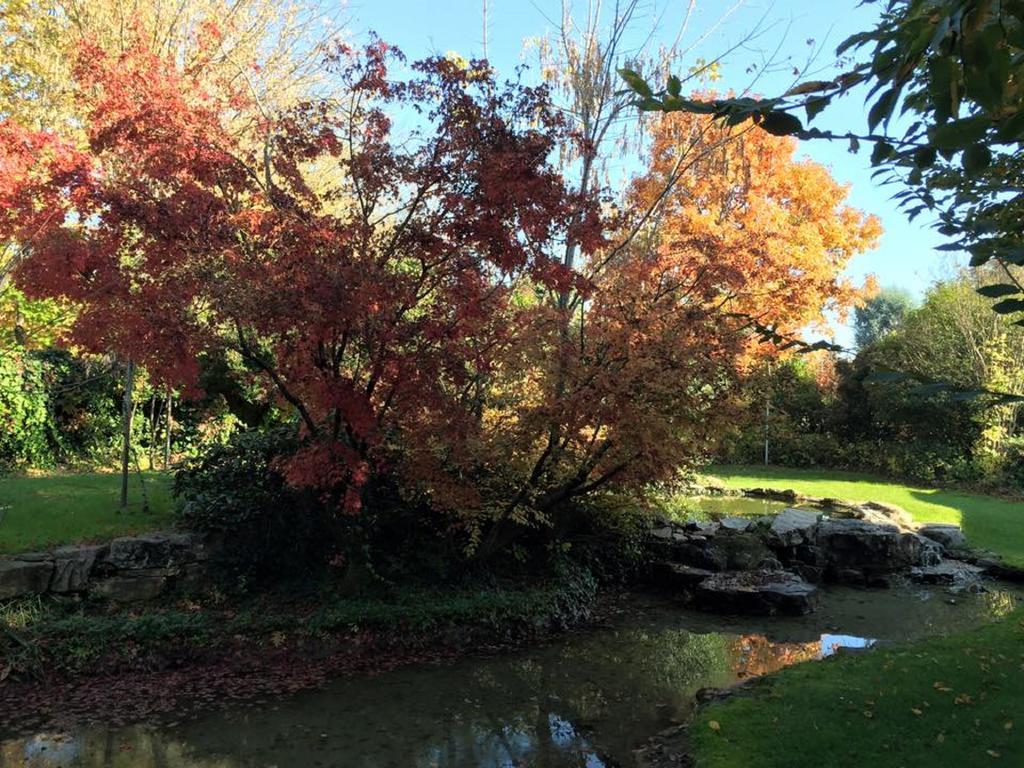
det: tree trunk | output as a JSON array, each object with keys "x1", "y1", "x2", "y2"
[
  {"x1": 120, "y1": 360, "x2": 135, "y2": 509},
  {"x1": 148, "y1": 393, "x2": 158, "y2": 470},
  {"x1": 163, "y1": 387, "x2": 173, "y2": 469}
]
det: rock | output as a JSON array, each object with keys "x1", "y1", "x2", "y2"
[
  {"x1": 694, "y1": 521, "x2": 720, "y2": 536},
  {"x1": 716, "y1": 531, "x2": 773, "y2": 571},
  {"x1": 916, "y1": 535, "x2": 944, "y2": 567},
  {"x1": 742, "y1": 487, "x2": 800, "y2": 503},
  {"x1": 102, "y1": 533, "x2": 194, "y2": 571},
  {"x1": 695, "y1": 570, "x2": 818, "y2": 616},
  {"x1": 673, "y1": 539, "x2": 728, "y2": 572},
  {"x1": 767, "y1": 508, "x2": 821, "y2": 547},
  {"x1": 652, "y1": 561, "x2": 714, "y2": 591},
  {"x1": 0, "y1": 558, "x2": 54, "y2": 599},
  {"x1": 719, "y1": 517, "x2": 755, "y2": 533},
  {"x1": 175, "y1": 563, "x2": 210, "y2": 593},
  {"x1": 649, "y1": 526, "x2": 675, "y2": 540},
  {"x1": 973, "y1": 558, "x2": 1024, "y2": 583},
  {"x1": 917, "y1": 524, "x2": 967, "y2": 550},
  {"x1": 682, "y1": 519, "x2": 720, "y2": 536},
  {"x1": 910, "y1": 560, "x2": 985, "y2": 586},
  {"x1": 50, "y1": 545, "x2": 106, "y2": 593},
  {"x1": 90, "y1": 570, "x2": 169, "y2": 602},
  {"x1": 695, "y1": 680, "x2": 756, "y2": 703},
  {"x1": 860, "y1": 501, "x2": 915, "y2": 529},
  {"x1": 816, "y1": 519, "x2": 924, "y2": 576},
  {"x1": 789, "y1": 563, "x2": 824, "y2": 583}
]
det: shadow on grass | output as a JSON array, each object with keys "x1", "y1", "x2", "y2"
[{"x1": 910, "y1": 488, "x2": 1024, "y2": 567}]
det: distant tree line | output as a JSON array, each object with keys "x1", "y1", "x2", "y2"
[{"x1": 722, "y1": 269, "x2": 1024, "y2": 491}]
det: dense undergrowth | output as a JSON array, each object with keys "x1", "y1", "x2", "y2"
[{"x1": 0, "y1": 564, "x2": 599, "y2": 681}]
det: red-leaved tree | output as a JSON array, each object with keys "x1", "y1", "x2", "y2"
[{"x1": 1, "y1": 33, "x2": 878, "y2": 555}]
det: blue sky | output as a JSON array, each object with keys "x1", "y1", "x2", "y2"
[{"x1": 347, "y1": 0, "x2": 963, "y2": 346}]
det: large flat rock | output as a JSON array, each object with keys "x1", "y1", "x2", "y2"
[
  {"x1": 50, "y1": 544, "x2": 106, "y2": 593},
  {"x1": 910, "y1": 560, "x2": 985, "y2": 585},
  {"x1": 102, "y1": 533, "x2": 195, "y2": 570},
  {"x1": 652, "y1": 561, "x2": 714, "y2": 591},
  {"x1": 90, "y1": 570, "x2": 169, "y2": 602},
  {"x1": 695, "y1": 570, "x2": 818, "y2": 616},
  {"x1": 917, "y1": 524, "x2": 966, "y2": 550},
  {"x1": 768, "y1": 508, "x2": 821, "y2": 547},
  {"x1": 0, "y1": 558, "x2": 55, "y2": 599},
  {"x1": 816, "y1": 519, "x2": 924, "y2": 573}
]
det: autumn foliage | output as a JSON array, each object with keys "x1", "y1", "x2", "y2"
[{"x1": 0, "y1": 32, "x2": 879, "y2": 553}]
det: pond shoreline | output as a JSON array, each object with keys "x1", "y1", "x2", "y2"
[
  {"x1": 0, "y1": 576, "x2": 622, "y2": 736},
  {"x1": 3, "y1": 580, "x2": 1019, "y2": 767}
]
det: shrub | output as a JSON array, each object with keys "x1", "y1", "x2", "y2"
[
  {"x1": 173, "y1": 427, "x2": 334, "y2": 585},
  {"x1": 0, "y1": 352, "x2": 51, "y2": 471}
]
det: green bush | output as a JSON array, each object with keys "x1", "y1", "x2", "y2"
[
  {"x1": 0, "y1": 352, "x2": 53, "y2": 470},
  {"x1": 173, "y1": 427, "x2": 334, "y2": 585}
]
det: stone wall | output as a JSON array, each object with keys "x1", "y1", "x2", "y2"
[{"x1": 0, "y1": 532, "x2": 216, "y2": 602}]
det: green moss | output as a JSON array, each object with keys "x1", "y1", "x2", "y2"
[{"x1": 691, "y1": 607, "x2": 1024, "y2": 768}]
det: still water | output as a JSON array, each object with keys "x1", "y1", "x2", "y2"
[
  {"x1": 2, "y1": 585, "x2": 1018, "y2": 768},
  {"x1": 677, "y1": 496, "x2": 797, "y2": 519}
]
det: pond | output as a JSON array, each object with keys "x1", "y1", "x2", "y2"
[
  {"x1": 2, "y1": 583, "x2": 1019, "y2": 768},
  {"x1": 674, "y1": 495, "x2": 799, "y2": 519}
]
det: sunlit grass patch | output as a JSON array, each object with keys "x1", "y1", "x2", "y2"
[
  {"x1": 708, "y1": 466, "x2": 1024, "y2": 567},
  {"x1": 691, "y1": 607, "x2": 1024, "y2": 768},
  {"x1": 0, "y1": 472, "x2": 175, "y2": 553}
]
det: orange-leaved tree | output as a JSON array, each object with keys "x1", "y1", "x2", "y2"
[{"x1": 429, "y1": 111, "x2": 882, "y2": 554}]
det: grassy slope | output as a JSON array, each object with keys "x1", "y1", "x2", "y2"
[
  {"x1": 691, "y1": 607, "x2": 1024, "y2": 768},
  {"x1": 0, "y1": 472, "x2": 175, "y2": 553},
  {"x1": 710, "y1": 465, "x2": 1024, "y2": 568},
  {"x1": 692, "y1": 466, "x2": 1024, "y2": 767}
]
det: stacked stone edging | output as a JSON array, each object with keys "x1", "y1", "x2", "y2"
[{"x1": 0, "y1": 532, "x2": 215, "y2": 602}]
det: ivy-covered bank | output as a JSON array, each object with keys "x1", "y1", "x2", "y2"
[{"x1": 0, "y1": 568, "x2": 600, "y2": 733}]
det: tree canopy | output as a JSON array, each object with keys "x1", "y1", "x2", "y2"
[{"x1": 620, "y1": 0, "x2": 1024, "y2": 327}]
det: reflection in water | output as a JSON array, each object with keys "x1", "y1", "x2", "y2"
[
  {"x1": 672, "y1": 496, "x2": 797, "y2": 519},
  {"x1": 2, "y1": 584, "x2": 1019, "y2": 768}
]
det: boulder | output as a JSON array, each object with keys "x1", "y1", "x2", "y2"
[
  {"x1": 910, "y1": 560, "x2": 985, "y2": 586},
  {"x1": 49, "y1": 545, "x2": 106, "y2": 593},
  {"x1": 974, "y1": 558, "x2": 1024, "y2": 583},
  {"x1": 815, "y1": 519, "x2": 924, "y2": 576},
  {"x1": 681, "y1": 520, "x2": 720, "y2": 536},
  {"x1": 651, "y1": 561, "x2": 714, "y2": 591},
  {"x1": 742, "y1": 487, "x2": 800, "y2": 503},
  {"x1": 695, "y1": 570, "x2": 818, "y2": 616},
  {"x1": 719, "y1": 517, "x2": 755, "y2": 533},
  {"x1": 917, "y1": 524, "x2": 967, "y2": 550},
  {"x1": 673, "y1": 538, "x2": 728, "y2": 572},
  {"x1": 102, "y1": 533, "x2": 194, "y2": 571},
  {"x1": 90, "y1": 570, "x2": 169, "y2": 602},
  {"x1": 715, "y1": 531, "x2": 773, "y2": 571},
  {"x1": 0, "y1": 557, "x2": 54, "y2": 599},
  {"x1": 860, "y1": 501, "x2": 915, "y2": 529},
  {"x1": 916, "y1": 535, "x2": 944, "y2": 567},
  {"x1": 767, "y1": 508, "x2": 820, "y2": 547}
]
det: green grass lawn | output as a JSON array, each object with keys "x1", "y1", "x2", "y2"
[
  {"x1": 0, "y1": 472, "x2": 176, "y2": 553},
  {"x1": 691, "y1": 606, "x2": 1024, "y2": 768},
  {"x1": 708, "y1": 465, "x2": 1024, "y2": 568}
]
